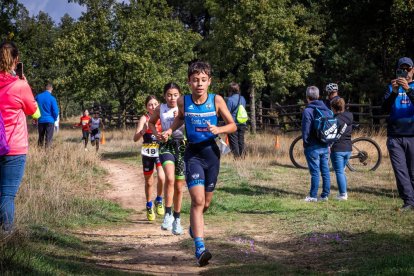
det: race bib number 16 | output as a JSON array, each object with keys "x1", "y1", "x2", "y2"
[{"x1": 141, "y1": 143, "x2": 159, "y2": 157}]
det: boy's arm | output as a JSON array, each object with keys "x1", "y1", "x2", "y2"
[
  {"x1": 162, "y1": 96, "x2": 185, "y2": 141},
  {"x1": 148, "y1": 106, "x2": 161, "y2": 139},
  {"x1": 133, "y1": 115, "x2": 147, "y2": 142},
  {"x1": 382, "y1": 84, "x2": 397, "y2": 114},
  {"x1": 208, "y1": 95, "x2": 236, "y2": 135},
  {"x1": 301, "y1": 109, "x2": 312, "y2": 145},
  {"x1": 52, "y1": 98, "x2": 59, "y2": 122}
]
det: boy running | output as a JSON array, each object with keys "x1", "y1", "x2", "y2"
[
  {"x1": 90, "y1": 111, "x2": 104, "y2": 152},
  {"x1": 74, "y1": 109, "x2": 91, "y2": 150},
  {"x1": 163, "y1": 61, "x2": 236, "y2": 266}
]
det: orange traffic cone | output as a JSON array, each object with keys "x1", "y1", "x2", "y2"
[
  {"x1": 274, "y1": 135, "x2": 280, "y2": 150},
  {"x1": 100, "y1": 131, "x2": 106, "y2": 145}
]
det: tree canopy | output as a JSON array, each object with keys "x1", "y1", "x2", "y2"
[{"x1": 2, "y1": 0, "x2": 414, "y2": 129}]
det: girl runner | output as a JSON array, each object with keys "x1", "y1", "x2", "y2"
[
  {"x1": 149, "y1": 82, "x2": 186, "y2": 235},
  {"x1": 133, "y1": 95, "x2": 165, "y2": 221}
]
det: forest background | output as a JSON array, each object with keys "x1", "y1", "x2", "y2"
[{"x1": 2, "y1": 0, "x2": 414, "y2": 131}]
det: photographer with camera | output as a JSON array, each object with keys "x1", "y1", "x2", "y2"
[{"x1": 382, "y1": 57, "x2": 414, "y2": 212}]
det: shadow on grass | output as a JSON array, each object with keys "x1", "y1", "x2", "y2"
[
  {"x1": 101, "y1": 151, "x2": 137, "y2": 160},
  {"x1": 269, "y1": 160, "x2": 300, "y2": 169},
  {"x1": 3, "y1": 226, "x2": 414, "y2": 274},
  {"x1": 201, "y1": 231, "x2": 414, "y2": 275},
  {"x1": 220, "y1": 184, "x2": 303, "y2": 198},
  {"x1": 348, "y1": 186, "x2": 397, "y2": 198}
]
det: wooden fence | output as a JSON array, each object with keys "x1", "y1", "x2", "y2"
[
  {"x1": 90, "y1": 102, "x2": 388, "y2": 131},
  {"x1": 256, "y1": 101, "x2": 387, "y2": 132}
]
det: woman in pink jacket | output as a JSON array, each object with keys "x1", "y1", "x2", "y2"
[{"x1": 0, "y1": 41, "x2": 39, "y2": 232}]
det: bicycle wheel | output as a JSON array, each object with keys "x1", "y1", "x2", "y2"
[
  {"x1": 346, "y1": 137, "x2": 382, "y2": 172},
  {"x1": 289, "y1": 135, "x2": 308, "y2": 169}
]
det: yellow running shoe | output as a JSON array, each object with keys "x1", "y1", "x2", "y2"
[
  {"x1": 146, "y1": 206, "x2": 155, "y2": 221},
  {"x1": 155, "y1": 201, "x2": 165, "y2": 216}
]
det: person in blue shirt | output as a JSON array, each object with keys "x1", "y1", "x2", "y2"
[
  {"x1": 35, "y1": 83, "x2": 59, "y2": 148},
  {"x1": 226, "y1": 82, "x2": 247, "y2": 158},
  {"x1": 302, "y1": 86, "x2": 331, "y2": 202},
  {"x1": 382, "y1": 57, "x2": 414, "y2": 212},
  {"x1": 162, "y1": 61, "x2": 236, "y2": 266}
]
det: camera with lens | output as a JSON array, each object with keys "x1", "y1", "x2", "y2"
[{"x1": 396, "y1": 69, "x2": 408, "y2": 79}]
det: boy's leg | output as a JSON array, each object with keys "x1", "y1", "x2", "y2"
[
  {"x1": 37, "y1": 123, "x2": 46, "y2": 147},
  {"x1": 388, "y1": 137, "x2": 414, "y2": 206},
  {"x1": 95, "y1": 138, "x2": 100, "y2": 151},
  {"x1": 304, "y1": 148, "x2": 320, "y2": 198},
  {"x1": 45, "y1": 123, "x2": 55, "y2": 148},
  {"x1": 319, "y1": 147, "x2": 330, "y2": 198},
  {"x1": 238, "y1": 125, "x2": 246, "y2": 158},
  {"x1": 228, "y1": 131, "x2": 240, "y2": 157},
  {"x1": 189, "y1": 186, "x2": 206, "y2": 238}
]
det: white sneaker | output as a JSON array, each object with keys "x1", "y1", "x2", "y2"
[
  {"x1": 336, "y1": 193, "x2": 348, "y2": 201},
  {"x1": 161, "y1": 213, "x2": 174, "y2": 231},
  {"x1": 318, "y1": 196, "x2": 329, "y2": 202},
  {"x1": 304, "y1": 196, "x2": 318, "y2": 202},
  {"x1": 172, "y1": 218, "x2": 183, "y2": 235}
]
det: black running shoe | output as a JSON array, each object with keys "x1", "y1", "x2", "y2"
[{"x1": 197, "y1": 249, "x2": 212, "y2": 267}]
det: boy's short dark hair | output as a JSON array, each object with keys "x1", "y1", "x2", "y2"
[
  {"x1": 228, "y1": 82, "x2": 240, "y2": 94},
  {"x1": 188, "y1": 61, "x2": 211, "y2": 78}
]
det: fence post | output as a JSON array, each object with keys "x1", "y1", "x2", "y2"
[{"x1": 258, "y1": 100, "x2": 263, "y2": 128}]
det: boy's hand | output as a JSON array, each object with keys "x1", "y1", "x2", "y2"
[
  {"x1": 206, "y1": 121, "x2": 220, "y2": 135},
  {"x1": 160, "y1": 129, "x2": 172, "y2": 142}
]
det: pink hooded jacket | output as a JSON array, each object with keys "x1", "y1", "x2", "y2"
[{"x1": 0, "y1": 72, "x2": 38, "y2": 155}]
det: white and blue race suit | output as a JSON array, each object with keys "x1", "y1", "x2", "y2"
[{"x1": 184, "y1": 94, "x2": 220, "y2": 192}]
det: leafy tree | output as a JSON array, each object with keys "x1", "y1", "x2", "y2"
[
  {"x1": 59, "y1": 0, "x2": 201, "y2": 126},
  {"x1": 0, "y1": 0, "x2": 23, "y2": 39},
  {"x1": 201, "y1": 0, "x2": 321, "y2": 132}
]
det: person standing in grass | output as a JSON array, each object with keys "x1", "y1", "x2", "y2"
[
  {"x1": 35, "y1": 83, "x2": 59, "y2": 148},
  {"x1": 0, "y1": 41, "x2": 40, "y2": 231},
  {"x1": 74, "y1": 109, "x2": 91, "y2": 150},
  {"x1": 89, "y1": 111, "x2": 104, "y2": 152},
  {"x1": 330, "y1": 98, "x2": 353, "y2": 201},
  {"x1": 149, "y1": 83, "x2": 185, "y2": 235},
  {"x1": 382, "y1": 57, "x2": 414, "y2": 212},
  {"x1": 163, "y1": 61, "x2": 236, "y2": 266},
  {"x1": 134, "y1": 95, "x2": 165, "y2": 221},
  {"x1": 226, "y1": 82, "x2": 247, "y2": 158},
  {"x1": 302, "y1": 86, "x2": 331, "y2": 202}
]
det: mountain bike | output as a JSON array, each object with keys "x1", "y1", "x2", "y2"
[{"x1": 289, "y1": 135, "x2": 382, "y2": 172}]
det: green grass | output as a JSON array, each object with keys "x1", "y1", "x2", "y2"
[{"x1": 0, "y1": 228, "x2": 139, "y2": 275}]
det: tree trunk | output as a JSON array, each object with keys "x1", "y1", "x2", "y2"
[{"x1": 249, "y1": 84, "x2": 256, "y2": 134}]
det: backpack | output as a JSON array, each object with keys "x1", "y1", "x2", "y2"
[
  {"x1": 0, "y1": 111, "x2": 10, "y2": 156},
  {"x1": 313, "y1": 107, "x2": 338, "y2": 143},
  {"x1": 233, "y1": 95, "x2": 248, "y2": 124}
]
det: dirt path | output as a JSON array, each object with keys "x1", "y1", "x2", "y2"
[{"x1": 73, "y1": 159, "x2": 206, "y2": 275}]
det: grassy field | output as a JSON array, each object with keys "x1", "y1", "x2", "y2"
[
  {"x1": 1, "y1": 123, "x2": 414, "y2": 275},
  {"x1": 99, "y1": 127, "x2": 414, "y2": 274},
  {"x1": 0, "y1": 125, "x2": 133, "y2": 275}
]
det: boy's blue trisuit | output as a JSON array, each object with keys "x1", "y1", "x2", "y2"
[{"x1": 184, "y1": 94, "x2": 220, "y2": 192}]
